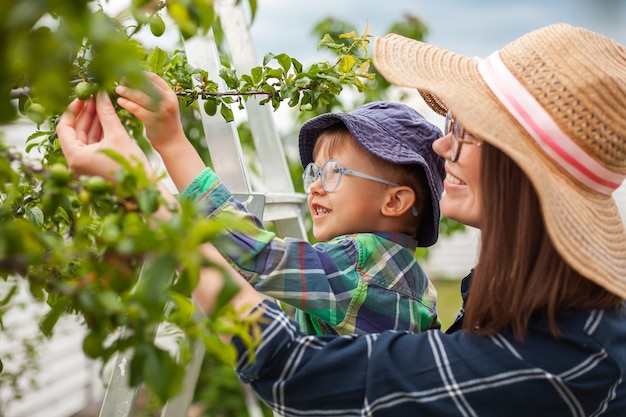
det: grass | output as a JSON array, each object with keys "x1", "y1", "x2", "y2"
[{"x1": 432, "y1": 279, "x2": 463, "y2": 330}]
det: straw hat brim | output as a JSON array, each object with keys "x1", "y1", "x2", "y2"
[{"x1": 374, "y1": 34, "x2": 626, "y2": 299}]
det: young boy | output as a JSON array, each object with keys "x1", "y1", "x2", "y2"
[{"x1": 115, "y1": 72, "x2": 445, "y2": 335}]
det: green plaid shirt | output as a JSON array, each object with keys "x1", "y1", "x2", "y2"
[{"x1": 182, "y1": 168, "x2": 440, "y2": 335}]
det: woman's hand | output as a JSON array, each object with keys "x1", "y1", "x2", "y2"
[{"x1": 56, "y1": 92, "x2": 154, "y2": 181}]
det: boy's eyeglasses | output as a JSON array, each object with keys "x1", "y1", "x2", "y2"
[
  {"x1": 303, "y1": 159, "x2": 400, "y2": 193},
  {"x1": 444, "y1": 111, "x2": 482, "y2": 162}
]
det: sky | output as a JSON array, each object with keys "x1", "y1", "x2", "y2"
[
  {"x1": 102, "y1": 0, "x2": 626, "y2": 64},
  {"x1": 248, "y1": 0, "x2": 626, "y2": 63}
]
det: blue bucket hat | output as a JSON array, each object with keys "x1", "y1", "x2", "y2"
[{"x1": 298, "y1": 101, "x2": 445, "y2": 247}]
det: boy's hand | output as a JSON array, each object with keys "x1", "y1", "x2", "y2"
[
  {"x1": 116, "y1": 71, "x2": 206, "y2": 192},
  {"x1": 115, "y1": 71, "x2": 187, "y2": 152}
]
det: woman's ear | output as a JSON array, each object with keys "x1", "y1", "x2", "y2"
[{"x1": 381, "y1": 186, "x2": 416, "y2": 218}]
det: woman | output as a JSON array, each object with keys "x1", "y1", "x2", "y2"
[{"x1": 57, "y1": 23, "x2": 626, "y2": 416}]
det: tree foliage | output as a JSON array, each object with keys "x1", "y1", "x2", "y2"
[{"x1": 0, "y1": 0, "x2": 464, "y2": 410}]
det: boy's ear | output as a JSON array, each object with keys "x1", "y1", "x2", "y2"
[{"x1": 381, "y1": 186, "x2": 416, "y2": 217}]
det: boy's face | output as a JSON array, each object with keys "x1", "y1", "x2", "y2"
[{"x1": 307, "y1": 140, "x2": 396, "y2": 241}]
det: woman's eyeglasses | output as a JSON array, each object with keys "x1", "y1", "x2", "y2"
[
  {"x1": 444, "y1": 111, "x2": 482, "y2": 162},
  {"x1": 302, "y1": 159, "x2": 400, "y2": 193}
]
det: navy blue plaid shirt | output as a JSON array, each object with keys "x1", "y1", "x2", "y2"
[{"x1": 233, "y1": 299, "x2": 626, "y2": 416}]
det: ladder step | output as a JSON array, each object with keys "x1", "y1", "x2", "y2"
[{"x1": 234, "y1": 193, "x2": 307, "y2": 222}]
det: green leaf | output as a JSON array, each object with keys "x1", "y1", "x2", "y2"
[
  {"x1": 240, "y1": 74, "x2": 254, "y2": 85},
  {"x1": 266, "y1": 68, "x2": 283, "y2": 80},
  {"x1": 338, "y1": 55, "x2": 356, "y2": 73},
  {"x1": 211, "y1": 266, "x2": 240, "y2": 318},
  {"x1": 0, "y1": 285, "x2": 18, "y2": 307},
  {"x1": 40, "y1": 298, "x2": 69, "y2": 337},
  {"x1": 204, "y1": 333, "x2": 238, "y2": 365},
  {"x1": 96, "y1": 290, "x2": 124, "y2": 313},
  {"x1": 294, "y1": 75, "x2": 312, "y2": 88},
  {"x1": 83, "y1": 329, "x2": 106, "y2": 359},
  {"x1": 287, "y1": 91, "x2": 300, "y2": 107},
  {"x1": 137, "y1": 187, "x2": 159, "y2": 214},
  {"x1": 291, "y1": 57, "x2": 303, "y2": 73},
  {"x1": 166, "y1": 2, "x2": 197, "y2": 39},
  {"x1": 58, "y1": 193, "x2": 73, "y2": 219},
  {"x1": 6, "y1": 1, "x2": 46, "y2": 29},
  {"x1": 24, "y1": 207, "x2": 44, "y2": 229},
  {"x1": 133, "y1": 253, "x2": 178, "y2": 309},
  {"x1": 248, "y1": 0, "x2": 258, "y2": 22},
  {"x1": 171, "y1": 293, "x2": 196, "y2": 319},
  {"x1": 250, "y1": 66, "x2": 263, "y2": 84},
  {"x1": 141, "y1": 344, "x2": 184, "y2": 403},
  {"x1": 275, "y1": 53, "x2": 291, "y2": 73},
  {"x1": 220, "y1": 104, "x2": 234, "y2": 123},
  {"x1": 318, "y1": 34, "x2": 346, "y2": 51},
  {"x1": 262, "y1": 52, "x2": 276, "y2": 66},
  {"x1": 192, "y1": 0, "x2": 216, "y2": 31},
  {"x1": 129, "y1": 346, "x2": 145, "y2": 386},
  {"x1": 78, "y1": 290, "x2": 98, "y2": 314},
  {"x1": 148, "y1": 47, "x2": 169, "y2": 72},
  {"x1": 172, "y1": 267, "x2": 199, "y2": 297},
  {"x1": 219, "y1": 67, "x2": 240, "y2": 89}
]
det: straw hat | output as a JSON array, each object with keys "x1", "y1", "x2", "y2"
[{"x1": 373, "y1": 23, "x2": 626, "y2": 299}]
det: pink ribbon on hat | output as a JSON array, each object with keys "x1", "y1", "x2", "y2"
[{"x1": 478, "y1": 51, "x2": 625, "y2": 195}]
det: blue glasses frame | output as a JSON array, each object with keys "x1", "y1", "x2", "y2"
[
  {"x1": 302, "y1": 159, "x2": 400, "y2": 193},
  {"x1": 303, "y1": 159, "x2": 419, "y2": 217}
]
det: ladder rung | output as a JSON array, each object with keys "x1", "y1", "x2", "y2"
[{"x1": 234, "y1": 192, "x2": 306, "y2": 223}]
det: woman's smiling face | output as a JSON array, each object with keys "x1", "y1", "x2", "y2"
[{"x1": 432, "y1": 126, "x2": 483, "y2": 229}]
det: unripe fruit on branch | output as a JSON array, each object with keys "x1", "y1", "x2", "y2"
[
  {"x1": 26, "y1": 103, "x2": 46, "y2": 125},
  {"x1": 149, "y1": 15, "x2": 166, "y2": 37},
  {"x1": 49, "y1": 163, "x2": 72, "y2": 185},
  {"x1": 74, "y1": 81, "x2": 95, "y2": 100},
  {"x1": 203, "y1": 99, "x2": 218, "y2": 116},
  {"x1": 84, "y1": 176, "x2": 112, "y2": 194}
]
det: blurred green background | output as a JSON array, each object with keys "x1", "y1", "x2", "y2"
[{"x1": 432, "y1": 279, "x2": 463, "y2": 329}]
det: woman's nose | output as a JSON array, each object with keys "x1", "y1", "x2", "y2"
[{"x1": 432, "y1": 133, "x2": 450, "y2": 160}]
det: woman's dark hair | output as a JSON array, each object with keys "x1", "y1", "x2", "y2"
[{"x1": 463, "y1": 142, "x2": 622, "y2": 340}]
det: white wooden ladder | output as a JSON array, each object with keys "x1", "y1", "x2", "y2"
[{"x1": 98, "y1": 1, "x2": 308, "y2": 415}]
